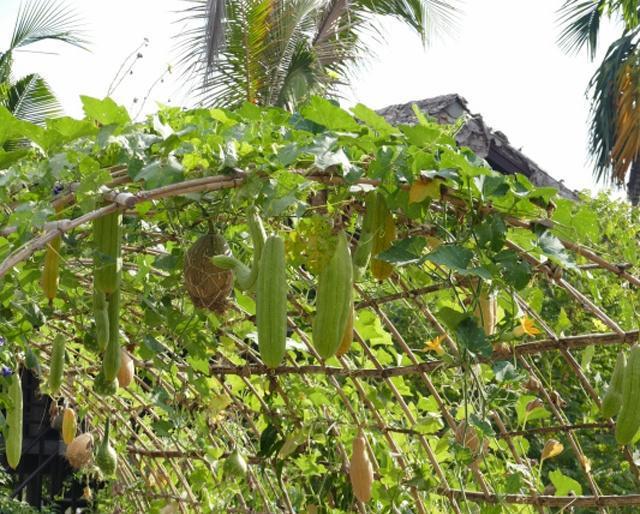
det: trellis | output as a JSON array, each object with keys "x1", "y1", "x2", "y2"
[{"x1": 1, "y1": 100, "x2": 640, "y2": 513}]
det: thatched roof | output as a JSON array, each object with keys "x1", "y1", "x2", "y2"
[{"x1": 378, "y1": 94, "x2": 579, "y2": 200}]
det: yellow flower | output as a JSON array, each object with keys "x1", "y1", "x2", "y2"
[
  {"x1": 425, "y1": 335, "x2": 445, "y2": 355},
  {"x1": 513, "y1": 316, "x2": 541, "y2": 337},
  {"x1": 541, "y1": 439, "x2": 563, "y2": 461}
]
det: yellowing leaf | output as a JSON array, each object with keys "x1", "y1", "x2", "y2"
[
  {"x1": 208, "y1": 393, "x2": 232, "y2": 417},
  {"x1": 541, "y1": 439, "x2": 563, "y2": 461},
  {"x1": 409, "y1": 179, "x2": 441, "y2": 203},
  {"x1": 371, "y1": 213, "x2": 396, "y2": 280}
]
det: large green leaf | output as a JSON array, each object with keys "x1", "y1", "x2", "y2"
[{"x1": 81, "y1": 96, "x2": 131, "y2": 127}]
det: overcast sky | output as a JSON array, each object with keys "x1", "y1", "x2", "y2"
[{"x1": 0, "y1": 0, "x2": 622, "y2": 194}]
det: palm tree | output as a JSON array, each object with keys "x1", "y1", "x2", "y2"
[
  {"x1": 0, "y1": 0, "x2": 87, "y2": 125},
  {"x1": 177, "y1": 0, "x2": 460, "y2": 110},
  {"x1": 557, "y1": 0, "x2": 640, "y2": 204}
]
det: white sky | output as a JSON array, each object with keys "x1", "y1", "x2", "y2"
[{"x1": 0, "y1": 0, "x2": 623, "y2": 194}]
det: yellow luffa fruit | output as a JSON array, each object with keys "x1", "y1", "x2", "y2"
[
  {"x1": 350, "y1": 430, "x2": 374, "y2": 503},
  {"x1": 117, "y1": 349, "x2": 135, "y2": 388},
  {"x1": 61, "y1": 407, "x2": 77, "y2": 445},
  {"x1": 474, "y1": 291, "x2": 497, "y2": 336}
]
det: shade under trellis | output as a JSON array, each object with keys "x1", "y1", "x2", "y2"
[{"x1": 1, "y1": 98, "x2": 640, "y2": 514}]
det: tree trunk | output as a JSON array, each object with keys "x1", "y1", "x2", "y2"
[{"x1": 627, "y1": 160, "x2": 640, "y2": 205}]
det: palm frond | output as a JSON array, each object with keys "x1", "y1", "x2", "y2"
[
  {"x1": 557, "y1": 0, "x2": 607, "y2": 58},
  {"x1": 4, "y1": 73, "x2": 62, "y2": 125},
  {"x1": 0, "y1": 52, "x2": 13, "y2": 84},
  {"x1": 10, "y1": 0, "x2": 88, "y2": 51},
  {"x1": 175, "y1": 1, "x2": 210, "y2": 79},
  {"x1": 263, "y1": 0, "x2": 321, "y2": 106},
  {"x1": 315, "y1": 0, "x2": 350, "y2": 45},
  {"x1": 611, "y1": 56, "x2": 640, "y2": 184},
  {"x1": 615, "y1": 0, "x2": 639, "y2": 30},
  {"x1": 275, "y1": 41, "x2": 319, "y2": 109},
  {"x1": 204, "y1": 0, "x2": 227, "y2": 67},
  {"x1": 355, "y1": 0, "x2": 460, "y2": 43},
  {"x1": 587, "y1": 31, "x2": 639, "y2": 184},
  {"x1": 195, "y1": 0, "x2": 275, "y2": 107},
  {"x1": 178, "y1": 0, "x2": 460, "y2": 108}
]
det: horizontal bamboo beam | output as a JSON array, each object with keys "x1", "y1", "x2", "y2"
[
  {"x1": 500, "y1": 422, "x2": 610, "y2": 438},
  {"x1": 441, "y1": 489, "x2": 640, "y2": 508},
  {"x1": 204, "y1": 330, "x2": 639, "y2": 379}
]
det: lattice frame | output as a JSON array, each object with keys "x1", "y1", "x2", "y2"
[{"x1": 2, "y1": 160, "x2": 640, "y2": 514}]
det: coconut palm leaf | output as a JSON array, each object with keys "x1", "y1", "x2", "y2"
[
  {"x1": 0, "y1": 0, "x2": 87, "y2": 125},
  {"x1": 616, "y1": 0, "x2": 640, "y2": 29},
  {"x1": 611, "y1": 57, "x2": 640, "y2": 184},
  {"x1": 263, "y1": 0, "x2": 324, "y2": 106},
  {"x1": 557, "y1": 0, "x2": 607, "y2": 58},
  {"x1": 177, "y1": 0, "x2": 459, "y2": 109},
  {"x1": 9, "y1": 0, "x2": 87, "y2": 52},
  {"x1": 587, "y1": 31, "x2": 639, "y2": 183},
  {"x1": 0, "y1": 52, "x2": 13, "y2": 84},
  {"x1": 195, "y1": 0, "x2": 274, "y2": 107},
  {"x1": 356, "y1": 0, "x2": 460, "y2": 43},
  {"x1": 204, "y1": 0, "x2": 227, "y2": 67},
  {"x1": 274, "y1": 41, "x2": 320, "y2": 109},
  {"x1": 315, "y1": 0, "x2": 350, "y2": 46},
  {"x1": 4, "y1": 73, "x2": 62, "y2": 125}
]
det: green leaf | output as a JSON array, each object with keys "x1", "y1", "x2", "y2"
[
  {"x1": 474, "y1": 174, "x2": 510, "y2": 198},
  {"x1": 573, "y1": 205, "x2": 600, "y2": 241},
  {"x1": 352, "y1": 104, "x2": 399, "y2": 136},
  {"x1": 493, "y1": 361, "x2": 518, "y2": 382},
  {"x1": 475, "y1": 214, "x2": 506, "y2": 252},
  {"x1": 140, "y1": 335, "x2": 167, "y2": 359},
  {"x1": 494, "y1": 251, "x2": 531, "y2": 290},
  {"x1": 368, "y1": 146, "x2": 397, "y2": 179},
  {"x1": 0, "y1": 149, "x2": 29, "y2": 169},
  {"x1": 424, "y1": 244, "x2": 473, "y2": 271},
  {"x1": 259, "y1": 424, "x2": 280, "y2": 458},
  {"x1": 81, "y1": 96, "x2": 130, "y2": 126},
  {"x1": 276, "y1": 143, "x2": 300, "y2": 166},
  {"x1": 400, "y1": 124, "x2": 443, "y2": 147},
  {"x1": 314, "y1": 147, "x2": 351, "y2": 173},
  {"x1": 555, "y1": 308, "x2": 571, "y2": 333},
  {"x1": 536, "y1": 230, "x2": 566, "y2": 257},
  {"x1": 377, "y1": 237, "x2": 426, "y2": 265},
  {"x1": 411, "y1": 104, "x2": 432, "y2": 126},
  {"x1": 133, "y1": 156, "x2": 184, "y2": 188},
  {"x1": 536, "y1": 229, "x2": 576, "y2": 270},
  {"x1": 456, "y1": 317, "x2": 491, "y2": 357},
  {"x1": 437, "y1": 307, "x2": 467, "y2": 330},
  {"x1": 505, "y1": 471, "x2": 524, "y2": 494},
  {"x1": 0, "y1": 107, "x2": 21, "y2": 145},
  {"x1": 549, "y1": 469, "x2": 583, "y2": 496},
  {"x1": 515, "y1": 395, "x2": 550, "y2": 426},
  {"x1": 581, "y1": 345, "x2": 595, "y2": 371},
  {"x1": 46, "y1": 116, "x2": 97, "y2": 143},
  {"x1": 300, "y1": 97, "x2": 360, "y2": 132},
  {"x1": 414, "y1": 414, "x2": 443, "y2": 435}
]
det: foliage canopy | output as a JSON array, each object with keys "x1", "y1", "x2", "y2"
[{"x1": 0, "y1": 97, "x2": 640, "y2": 512}]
